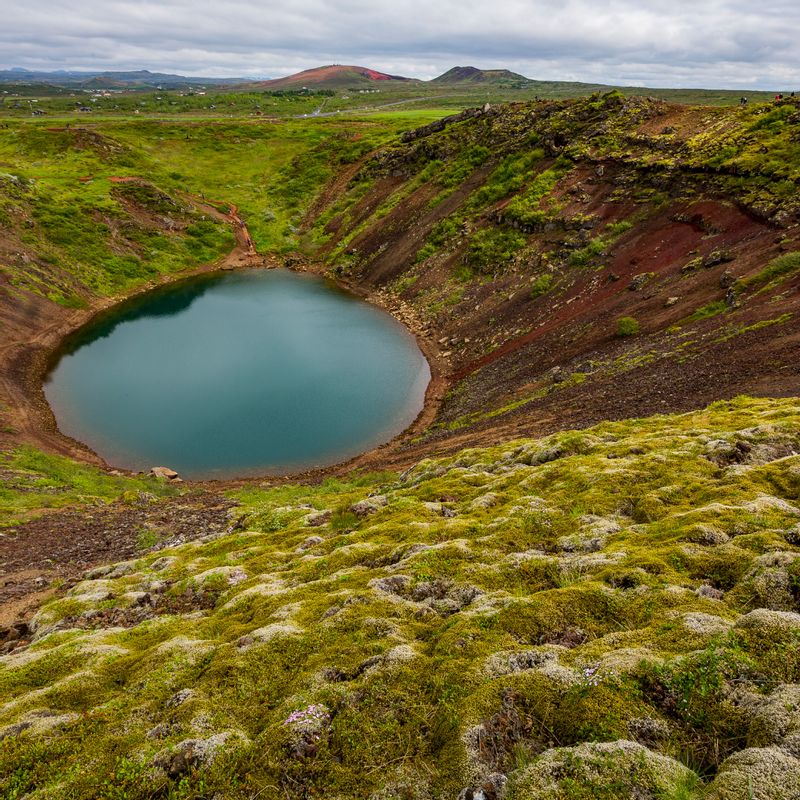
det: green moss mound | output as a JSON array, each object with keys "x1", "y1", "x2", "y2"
[{"x1": 1, "y1": 397, "x2": 800, "y2": 798}]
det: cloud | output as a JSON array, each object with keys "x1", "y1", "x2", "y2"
[{"x1": 2, "y1": 0, "x2": 798, "y2": 89}]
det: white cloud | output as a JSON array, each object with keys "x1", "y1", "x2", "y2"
[{"x1": 1, "y1": 0, "x2": 798, "y2": 88}]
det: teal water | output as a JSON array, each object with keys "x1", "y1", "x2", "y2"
[{"x1": 45, "y1": 269, "x2": 430, "y2": 479}]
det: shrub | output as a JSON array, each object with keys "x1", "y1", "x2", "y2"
[
  {"x1": 465, "y1": 227, "x2": 526, "y2": 274},
  {"x1": 530, "y1": 273, "x2": 554, "y2": 299},
  {"x1": 616, "y1": 316, "x2": 640, "y2": 337}
]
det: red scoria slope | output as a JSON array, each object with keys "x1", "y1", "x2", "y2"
[{"x1": 305, "y1": 94, "x2": 800, "y2": 464}]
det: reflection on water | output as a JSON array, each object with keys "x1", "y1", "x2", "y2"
[
  {"x1": 46, "y1": 269, "x2": 430, "y2": 479},
  {"x1": 58, "y1": 273, "x2": 222, "y2": 354}
]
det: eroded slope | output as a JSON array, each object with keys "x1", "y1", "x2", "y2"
[{"x1": 308, "y1": 94, "x2": 800, "y2": 461}]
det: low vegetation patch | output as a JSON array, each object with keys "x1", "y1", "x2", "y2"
[
  {"x1": 616, "y1": 316, "x2": 640, "y2": 336},
  {"x1": 737, "y1": 251, "x2": 800, "y2": 292},
  {"x1": 2, "y1": 398, "x2": 800, "y2": 798}
]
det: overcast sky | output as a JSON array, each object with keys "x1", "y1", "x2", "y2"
[{"x1": 3, "y1": 0, "x2": 798, "y2": 89}]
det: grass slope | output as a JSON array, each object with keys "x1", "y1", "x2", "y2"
[
  {"x1": 2, "y1": 397, "x2": 800, "y2": 798},
  {"x1": 0, "y1": 114, "x2": 415, "y2": 310}
]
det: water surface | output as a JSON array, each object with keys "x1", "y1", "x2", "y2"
[{"x1": 45, "y1": 269, "x2": 430, "y2": 478}]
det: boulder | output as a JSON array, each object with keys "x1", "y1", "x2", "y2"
[
  {"x1": 296, "y1": 535, "x2": 324, "y2": 552},
  {"x1": 734, "y1": 608, "x2": 800, "y2": 633},
  {"x1": 305, "y1": 510, "x2": 332, "y2": 527},
  {"x1": 150, "y1": 466, "x2": 181, "y2": 482},
  {"x1": 470, "y1": 492, "x2": 499, "y2": 510},
  {"x1": 735, "y1": 684, "x2": 800, "y2": 746},
  {"x1": 152, "y1": 731, "x2": 247, "y2": 778},
  {"x1": 350, "y1": 495, "x2": 388, "y2": 517},
  {"x1": 504, "y1": 740, "x2": 696, "y2": 800},
  {"x1": 706, "y1": 747, "x2": 800, "y2": 800}
]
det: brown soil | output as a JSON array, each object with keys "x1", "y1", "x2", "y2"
[{"x1": 0, "y1": 492, "x2": 236, "y2": 631}]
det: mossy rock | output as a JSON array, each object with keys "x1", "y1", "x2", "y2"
[
  {"x1": 706, "y1": 747, "x2": 800, "y2": 800},
  {"x1": 504, "y1": 740, "x2": 698, "y2": 800}
]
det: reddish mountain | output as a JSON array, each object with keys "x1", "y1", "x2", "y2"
[{"x1": 244, "y1": 65, "x2": 414, "y2": 90}]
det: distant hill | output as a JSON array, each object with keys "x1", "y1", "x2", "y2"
[
  {"x1": 432, "y1": 66, "x2": 531, "y2": 84},
  {"x1": 242, "y1": 65, "x2": 416, "y2": 91},
  {"x1": 0, "y1": 68, "x2": 240, "y2": 89}
]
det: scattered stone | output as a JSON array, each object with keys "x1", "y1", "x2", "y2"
[
  {"x1": 784, "y1": 524, "x2": 800, "y2": 546},
  {"x1": 107, "y1": 560, "x2": 138, "y2": 579},
  {"x1": 305, "y1": 510, "x2": 332, "y2": 527},
  {"x1": 146, "y1": 723, "x2": 174, "y2": 740},
  {"x1": 740, "y1": 552, "x2": 800, "y2": 611},
  {"x1": 734, "y1": 608, "x2": 800, "y2": 633},
  {"x1": 457, "y1": 773, "x2": 507, "y2": 800},
  {"x1": 687, "y1": 523, "x2": 730, "y2": 546},
  {"x1": 238, "y1": 623, "x2": 301, "y2": 649},
  {"x1": 150, "y1": 556, "x2": 177, "y2": 572},
  {"x1": 735, "y1": 684, "x2": 800, "y2": 746},
  {"x1": 194, "y1": 566, "x2": 248, "y2": 587},
  {"x1": 703, "y1": 249, "x2": 734, "y2": 268},
  {"x1": 166, "y1": 689, "x2": 195, "y2": 709},
  {"x1": 470, "y1": 492, "x2": 498, "y2": 510},
  {"x1": 485, "y1": 648, "x2": 559, "y2": 677},
  {"x1": 83, "y1": 563, "x2": 116, "y2": 580},
  {"x1": 539, "y1": 626, "x2": 588, "y2": 649},
  {"x1": 598, "y1": 647, "x2": 659, "y2": 675},
  {"x1": 627, "y1": 716, "x2": 671, "y2": 748},
  {"x1": 629, "y1": 272, "x2": 654, "y2": 291},
  {"x1": 152, "y1": 731, "x2": 246, "y2": 778},
  {"x1": 296, "y1": 535, "x2": 324, "y2": 552},
  {"x1": 696, "y1": 583, "x2": 725, "y2": 600},
  {"x1": 665, "y1": 296, "x2": 679, "y2": 307},
  {"x1": 681, "y1": 612, "x2": 733, "y2": 636},
  {"x1": 0, "y1": 721, "x2": 32, "y2": 741},
  {"x1": 350, "y1": 495, "x2": 388, "y2": 517},
  {"x1": 719, "y1": 270, "x2": 736, "y2": 289},
  {"x1": 556, "y1": 534, "x2": 603, "y2": 553},
  {"x1": 422, "y1": 501, "x2": 456, "y2": 517},
  {"x1": 150, "y1": 466, "x2": 182, "y2": 482},
  {"x1": 369, "y1": 575, "x2": 411, "y2": 596},
  {"x1": 707, "y1": 747, "x2": 800, "y2": 800}
]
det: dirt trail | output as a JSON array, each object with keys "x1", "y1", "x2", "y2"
[{"x1": 176, "y1": 191, "x2": 259, "y2": 259}]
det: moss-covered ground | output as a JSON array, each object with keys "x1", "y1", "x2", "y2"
[{"x1": 2, "y1": 397, "x2": 800, "y2": 798}]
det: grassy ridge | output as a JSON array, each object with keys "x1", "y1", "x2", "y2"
[
  {"x1": 0, "y1": 114, "x2": 419, "y2": 300},
  {"x1": 0, "y1": 127, "x2": 235, "y2": 304},
  {"x1": 0, "y1": 447, "x2": 177, "y2": 528}
]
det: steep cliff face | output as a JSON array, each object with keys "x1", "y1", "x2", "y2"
[{"x1": 307, "y1": 94, "x2": 800, "y2": 457}]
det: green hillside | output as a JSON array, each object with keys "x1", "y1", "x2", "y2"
[{"x1": 432, "y1": 67, "x2": 531, "y2": 85}]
